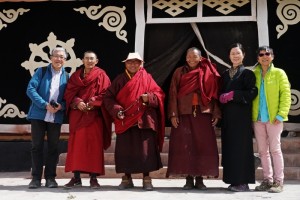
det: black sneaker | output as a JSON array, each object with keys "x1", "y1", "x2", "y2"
[
  {"x1": 28, "y1": 179, "x2": 41, "y2": 189},
  {"x1": 183, "y1": 176, "x2": 194, "y2": 190},
  {"x1": 64, "y1": 177, "x2": 82, "y2": 189},
  {"x1": 195, "y1": 176, "x2": 207, "y2": 190},
  {"x1": 254, "y1": 154, "x2": 261, "y2": 170},
  {"x1": 230, "y1": 184, "x2": 249, "y2": 192},
  {"x1": 45, "y1": 178, "x2": 58, "y2": 188},
  {"x1": 90, "y1": 178, "x2": 101, "y2": 189}
]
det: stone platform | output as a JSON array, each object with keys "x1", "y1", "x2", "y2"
[{"x1": 56, "y1": 137, "x2": 300, "y2": 180}]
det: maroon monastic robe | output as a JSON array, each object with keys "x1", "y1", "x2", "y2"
[
  {"x1": 177, "y1": 57, "x2": 220, "y2": 106},
  {"x1": 105, "y1": 67, "x2": 165, "y2": 152},
  {"x1": 167, "y1": 58, "x2": 220, "y2": 178},
  {"x1": 64, "y1": 66, "x2": 112, "y2": 174}
]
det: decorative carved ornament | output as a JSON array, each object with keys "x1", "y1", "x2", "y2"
[
  {"x1": 21, "y1": 32, "x2": 82, "y2": 76},
  {"x1": 148, "y1": 0, "x2": 256, "y2": 23},
  {"x1": 276, "y1": 0, "x2": 300, "y2": 39},
  {"x1": 0, "y1": 8, "x2": 29, "y2": 30},
  {"x1": 203, "y1": 0, "x2": 250, "y2": 15},
  {"x1": 0, "y1": 98, "x2": 26, "y2": 118},
  {"x1": 153, "y1": 0, "x2": 198, "y2": 17},
  {"x1": 290, "y1": 89, "x2": 300, "y2": 116},
  {"x1": 74, "y1": 4, "x2": 128, "y2": 43}
]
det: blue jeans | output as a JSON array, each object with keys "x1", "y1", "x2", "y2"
[{"x1": 30, "y1": 119, "x2": 61, "y2": 180}]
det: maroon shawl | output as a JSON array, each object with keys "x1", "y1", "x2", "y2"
[
  {"x1": 64, "y1": 66, "x2": 112, "y2": 150},
  {"x1": 114, "y1": 67, "x2": 165, "y2": 151},
  {"x1": 177, "y1": 58, "x2": 220, "y2": 106}
]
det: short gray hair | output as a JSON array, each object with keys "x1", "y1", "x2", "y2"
[{"x1": 51, "y1": 47, "x2": 68, "y2": 59}]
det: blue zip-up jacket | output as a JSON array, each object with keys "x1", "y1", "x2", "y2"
[{"x1": 26, "y1": 64, "x2": 69, "y2": 124}]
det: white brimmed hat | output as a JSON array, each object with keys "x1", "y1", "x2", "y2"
[{"x1": 122, "y1": 52, "x2": 143, "y2": 62}]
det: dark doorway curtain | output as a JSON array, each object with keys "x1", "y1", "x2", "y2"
[
  {"x1": 144, "y1": 23, "x2": 196, "y2": 126},
  {"x1": 144, "y1": 23, "x2": 195, "y2": 87}
]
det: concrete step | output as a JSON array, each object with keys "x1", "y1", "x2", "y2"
[
  {"x1": 103, "y1": 137, "x2": 300, "y2": 154},
  {"x1": 56, "y1": 165, "x2": 300, "y2": 180},
  {"x1": 56, "y1": 137, "x2": 300, "y2": 180},
  {"x1": 58, "y1": 152, "x2": 300, "y2": 168}
]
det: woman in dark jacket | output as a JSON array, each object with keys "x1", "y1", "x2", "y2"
[{"x1": 219, "y1": 43, "x2": 258, "y2": 192}]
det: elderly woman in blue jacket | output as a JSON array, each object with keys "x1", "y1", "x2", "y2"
[
  {"x1": 252, "y1": 46, "x2": 291, "y2": 193},
  {"x1": 26, "y1": 47, "x2": 69, "y2": 189}
]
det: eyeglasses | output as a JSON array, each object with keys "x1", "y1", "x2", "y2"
[
  {"x1": 258, "y1": 52, "x2": 271, "y2": 57},
  {"x1": 84, "y1": 57, "x2": 96, "y2": 61},
  {"x1": 52, "y1": 55, "x2": 66, "y2": 60}
]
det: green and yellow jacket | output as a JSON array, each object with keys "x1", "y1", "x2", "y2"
[{"x1": 252, "y1": 63, "x2": 291, "y2": 123}]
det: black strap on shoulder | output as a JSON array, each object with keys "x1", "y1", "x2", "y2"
[
  {"x1": 37, "y1": 66, "x2": 69, "y2": 94},
  {"x1": 41, "y1": 66, "x2": 68, "y2": 81},
  {"x1": 41, "y1": 66, "x2": 47, "y2": 79},
  {"x1": 65, "y1": 70, "x2": 69, "y2": 81}
]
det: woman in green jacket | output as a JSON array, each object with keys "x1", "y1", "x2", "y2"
[{"x1": 252, "y1": 46, "x2": 291, "y2": 193}]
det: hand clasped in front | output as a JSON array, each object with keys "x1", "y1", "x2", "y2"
[{"x1": 117, "y1": 110, "x2": 125, "y2": 119}]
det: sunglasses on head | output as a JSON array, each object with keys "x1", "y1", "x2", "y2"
[{"x1": 258, "y1": 52, "x2": 271, "y2": 57}]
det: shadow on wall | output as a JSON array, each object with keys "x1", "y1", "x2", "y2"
[{"x1": 0, "y1": 141, "x2": 68, "y2": 172}]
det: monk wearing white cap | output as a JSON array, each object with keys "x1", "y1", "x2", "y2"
[{"x1": 103, "y1": 52, "x2": 165, "y2": 191}]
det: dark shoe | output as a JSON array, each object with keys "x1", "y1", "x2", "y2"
[
  {"x1": 195, "y1": 176, "x2": 207, "y2": 190},
  {"x1": 90, "y1": 178, "x2": 100, "y2": 189},
  {"x1": 118, "y1": 176, "x2": 134, "y2": 190},
  {"x1": 183, "y1": 176, "x2": 194, "y2": 190},
  {"x1": 143, "y1": 176, "x2": 154, "y2": 191},
  {"x1": 255, "y1": 179, "x2": 273, "y2": 191},
  {"x1": 45, "y1": 178, "x2": 58, "y2": 188},
  {"x1": 28, "y1": 179, "x2": 41, "y2": 189},
  {"x1": 227, "y1": 184, "x2": 236, "y2": 190},
  {"x1": 230, "y1": 184, "x2": 249, "y2": 192},
  {"x1": 254, "y1": 154, "x2": 261, "y2": 170},
  {"x1": 64, "y1": 177, "x2": 82, "y2": 189}
]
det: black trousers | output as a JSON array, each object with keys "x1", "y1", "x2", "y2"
[{"x1": 30, "y1": 119, "x2": 61, "y2": 180}]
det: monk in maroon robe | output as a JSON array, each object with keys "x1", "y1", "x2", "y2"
[
  {"x1": 103, "y1": 52, "x2": 165, "y2": 191},
  {"x1": 63, "y1": 51, "x2": 112, "y2": 189},
  {"x1": 167, "y1": 47, "x2": 221, "y2": 190}
]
